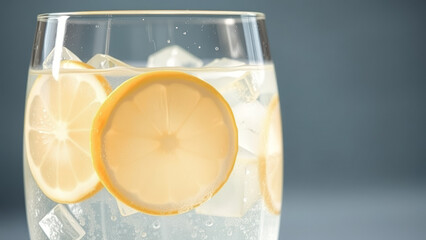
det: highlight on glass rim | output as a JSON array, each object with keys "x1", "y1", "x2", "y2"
[{"x1": 24, "y1": 10, "x2": 283, "y2": 240}]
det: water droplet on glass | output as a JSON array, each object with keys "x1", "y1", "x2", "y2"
[
  {"x1": 183, "y1": 31, "x2": 187, "y2": 35},
  {"x1": 198, "y1": 46, "x2": 201, "y2": 49},
  {"x1": 141, "y1": 232, "x2": 147, "y2": 238},
  {"x1": 152, "y1": 220, "x2": 161, "y2": 229},
  {"x1": 214, "y1": 47, "x2": 220, "y2": 51},
  {"x1": 167, "y1": 40, "x2": 171, "y2": 43},
  {"x1": 227, "y1": 229, "x2": 233, "y2": 236},
  {"x1": 175, "y1": 26, "x2": 179, "y2": 29},
  {"x1": 142, "y1": 18, "x2": 145, "y2": 21},
  {"x1": 111, "y1": 215, "x2": 117, "y2": 221}
]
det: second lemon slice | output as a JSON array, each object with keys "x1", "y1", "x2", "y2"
[
  {"x1": 92, "y1": 71, "x2": 238, "y2": 215},
  {"x1": 259, "y1": 95, "x2": 283, "y2": 215},
  {"x1": 25, "y1": 60, "x2": 111, "y2": 203}
]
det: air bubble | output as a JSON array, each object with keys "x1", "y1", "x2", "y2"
[
  {"x1": 183, "y1": 31, "x2": 187, "y2": 35},
  {"x1": 205, "y1": 218, "x2": 214, "y2": 227},
  {"x1": 227, "y1": 229, "x2": 233, "y2": 236},
  {"x1": 214, "y1": 47, "x2": 220, "y2": 51},
  {"x1": 110, "y1": 215, "x2": 117, "y2": 221},
  {"x1": 141, "y1": 232, "x2": 147, "y2": 238},
  {"x1": 152, "y1": 220, "x2": 161, "y2": 229},
  {"x1": 167, "y1": 40, "x2": 171, "y2": 43},
  {"x1": 198, "y1": 46, "x2": 202, "y2": 49}
]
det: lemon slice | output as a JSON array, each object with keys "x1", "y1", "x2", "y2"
[
  {"x1": 92, "y1": 71, "x2": 238, "y2": 215},
  {"x1": 24, "y1": 60, "x2": 111, "y2": 203},
  {"x1": 259, "y1": 95, "x2": 283, "y2": 214}
]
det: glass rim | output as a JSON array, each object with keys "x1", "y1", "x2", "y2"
[{"x1": 37, "y1": 10, "x2": 265, "y2": 20}]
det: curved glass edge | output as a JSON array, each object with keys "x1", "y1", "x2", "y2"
[{"x1": 38, "y1": 10, "x2": 265, "y2": 21}]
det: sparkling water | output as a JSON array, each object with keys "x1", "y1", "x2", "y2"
[{"x1": 25, "y1": 54, "x2": 281, "y2": 240}]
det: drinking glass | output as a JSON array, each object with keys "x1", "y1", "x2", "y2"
[{"x1": 24, "y1": 10, "x2": 283, "y2": 240}]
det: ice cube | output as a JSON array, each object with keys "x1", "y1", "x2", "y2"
[
  {"x1": 43, "y1": 47, "x2": 81, "y2": 69},
  {"x1": 147, "y1": 45, "x2": 203, "y2": 68},
  {"x1": 194, "y1": 58, "x2": 246, "y2": 90},
  {"x1": 220, "y1": 71, "x2": 261, "y2": 106},
  {"x1": 67, "y1": 204, "x2": 85, "y2": 226},
  {"x1": 232, "y1": 100, "x2": 267, "y2": 155},
  {"x1": 39, "y1": 204, "x2": 85, "y2": 240},
  {"x1": 116, "y1": 198, "x2": 138, "y2": 216},
  {"x1": 196, "y1": 158, "x2": 260, "y2": 217},
  {"x1": 87, "y1": 54, "x2": 131, "y2": 69},
  {"x1": 205, "y1": 58, "x2": 261, "y2": 105}
]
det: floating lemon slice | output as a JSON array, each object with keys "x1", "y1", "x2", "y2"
[
  {"x1": 259, "y1": 95, "x2": 283, "y2": 214},
  {"x1": 24, "y1": 60, "x2": 111, "y2": 203},
  {"x1": 92, "y1": 71, "x2": 238, "y2": 215}
]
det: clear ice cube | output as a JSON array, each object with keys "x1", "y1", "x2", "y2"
[
  {"x1": 258, "y1": 69, "x2": 279, "y2": 106},
  {"x1": 115, "y1": 198, "x2": 139, "y2": 216},
  {"x1": 42, "y1": 47, "x2": 81, "y2": 69},
  {"x1": 205, "y1": 58, "x2": 260, "y2": 105},
  {"x1": 147, "y1": 45, "x2": 203, "y2": 68},
  {"x1": 221, "y1": 71, "x2": 261, "y2": 106},
  {"x1": 39, "y1": 204, "x2": 85, "y2": 240},
  {"x1": 87, "y1": 54, "x2": 131, "y2": 69},
  {"x1": 232, "y1": 100, "x2": 267, "y2": 155},
  {"x1": 195, "y1": 158, "x2": 260, "y2": 217},
  {"x1": 194, "y1": 58, "x2": 246, "y2": 90},
  {"x1": 67, "y1": 204, "x2": 84, "y2": 226}
]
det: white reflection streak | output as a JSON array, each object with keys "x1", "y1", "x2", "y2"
[
  {"x1": 223, "y1": 18, "x2": 242, "y2": 58},
  {"x1": 52, "y1": 16, "x2": 69, "y2": 80},
  {"x1": 242, "y1": 17, "x2": 262, "y2": 64}
]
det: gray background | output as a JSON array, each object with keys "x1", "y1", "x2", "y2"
[{"x1": 1, "y1": 0, "x2": 426, "y2": 239}]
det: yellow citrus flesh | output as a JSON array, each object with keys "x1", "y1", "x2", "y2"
[
  {"x1": 259, "y1": 95, "x2": 283, "y2": 214},
  {"x1": 92, "y1": 71, "x2": 238, "y2": 215},
  {"x1": 24, "y1": 60, "x2": 111, "y2": 203}
]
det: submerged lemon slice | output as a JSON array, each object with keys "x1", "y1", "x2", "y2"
[
  {"x1": 92, "y1": 71, "x2": 238, "y2": 215},
  {"x1": 259, "y1": 95, "x2": 283, "y2": 215},
  {"x1": 24, "y1": 60, "x2": 111, "y2": 203}
]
